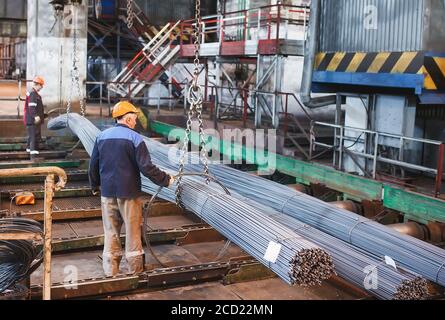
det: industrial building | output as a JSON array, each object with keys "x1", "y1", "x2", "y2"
[{"x1": 0, "y1": 0, "x2": 444, "y2": 301}]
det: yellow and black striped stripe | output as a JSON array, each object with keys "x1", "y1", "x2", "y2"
[
  {"x1": 422, "y1": 56, "x2": 445, "y2": 90},
  {"x1": 314, "y1": 52, "x2": 445, "y2": 91}
]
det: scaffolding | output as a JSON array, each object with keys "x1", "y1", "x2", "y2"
[{"x1": 105, "y1": 3, "x2": 310, "y2": 130}]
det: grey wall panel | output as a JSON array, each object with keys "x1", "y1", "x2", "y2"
[
  {"x1": 423, "y1": 0, "x2": 445, "y2": 52},
  {"x1": 0, "y1": 0, "x2": 27, "y2": 20},
  {"x1": 319, "y1": 0, "x2": 425, "y2": 52},
  {"x1": 137, "y1": 0, "x2": 194, "y2": 25}
]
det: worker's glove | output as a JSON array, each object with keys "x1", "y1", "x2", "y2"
[
  {"x1": 34, "y1": 116, "x2": 41, "y2": 125},
  {"x1": 92, "y1": 188, "x2": 100, "y2": 196},
  {"x1": 168, "y1": 176, "x2": 176, "y2": 188}
]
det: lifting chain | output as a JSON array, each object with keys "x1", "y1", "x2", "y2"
[
  {"x1": 176, "y1": 0, "x2": 210, "y2": 207},
  {"x1": 126, "y1": 0, "x2": 134, "y2": 30},
  {"x1": 66, "y1": 2, "x2": 86, "y2": 125}
]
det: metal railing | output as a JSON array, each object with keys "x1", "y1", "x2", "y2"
[
  {"x1": 311, "y1": 121, "x2": 445, "y2": 197},
  {"x1": 86, "y1": 80, "x2": 190, "y2": 115},
  {"x1": 178, "y1": 4, "x2": 310, "y2": 53}
]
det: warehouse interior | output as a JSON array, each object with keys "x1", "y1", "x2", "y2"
[{"x1": 0, "y1": 0, "x2": 445, "y2": 301}]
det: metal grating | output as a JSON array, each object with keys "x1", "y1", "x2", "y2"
[{"x1": 3, "y1": 196, "x2": 101, "y2": 215}]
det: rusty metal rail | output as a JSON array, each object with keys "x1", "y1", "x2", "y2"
[{"x1": 29, "y1": 257, "x2": 257, "y2": 300}]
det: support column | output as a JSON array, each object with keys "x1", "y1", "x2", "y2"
[
  {"x1": 255, "y1": 54, "x2": 262, "y2": 128},
  {"x1": 27, "y1": 0, "x2": 87, "y2": 110}
]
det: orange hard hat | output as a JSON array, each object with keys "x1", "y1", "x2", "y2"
[
  {"x1": 33, "y1": 76, "x2": 45, "y2": 86},
  {"x1": 112, "y1": 101, "x2": 140, "y2": 119}
]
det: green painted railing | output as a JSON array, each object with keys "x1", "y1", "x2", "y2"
[{"x1": 151, "y1": 120, "x2": 445, "y2": 224}]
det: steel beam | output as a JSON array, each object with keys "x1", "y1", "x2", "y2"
[
  {"x1": 30, "y1": 259, "x2": 257, "y2": 300},
  {"x1": 0, "y1": 160, "x2": 82, "y2": 170},
  {"x1": 51, "y1": 225, "x2": 216, "y2": 254},
  {"x1": 19, "y1": 208, "x2": 102, "y2": 222},
  {"x1": 0, "y1": 170, "x2": 87, "y2": 184},
  {"x1": 0, "y1": 151, "x2": 68, "y2": 161}
]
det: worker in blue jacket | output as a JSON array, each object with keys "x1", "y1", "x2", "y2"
[{"x1": 88, "y1": 101, "x2": 174, "y2": 276}]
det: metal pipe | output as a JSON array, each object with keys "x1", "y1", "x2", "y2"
[
  {"x1": 287, "y1": 184, "x2": 309, "y2": 194},
  {"x1": 300, "y1": 0, "x2": 336, "y2": 108},
  {"x1": 435, "y1": 144, "x2": 444, "y2": 197},
  {"x1": 0, "y1": 167, "x2": 67, "y2": 191},
  {"x1": 387, "y1": 223, "x2": 429, "y2": 241},
  {"x1": 427, "y1": 223, "x2": 445, "y2": 243},
  {"x1": 330, "y1": 201, "x2": 362, "y2": 215},
  {"x1": 43, "y1": 174, "x2": 55, "y2": 300}
]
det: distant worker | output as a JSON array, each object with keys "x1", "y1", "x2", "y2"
[
  {"x1": 24, "y1": 76, "x2": 45, "y2": 155},
  {"x1": 88, "y1": 101, "x2": 175, "y2": 276}
]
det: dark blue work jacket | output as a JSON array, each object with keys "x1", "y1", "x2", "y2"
[{"x1": 88, "y1": 124, "x2": 169, "y2": 198}]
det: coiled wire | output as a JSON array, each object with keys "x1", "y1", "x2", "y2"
[{"x1": 0, "y1": 218, "x2": 43, "y2": 293}]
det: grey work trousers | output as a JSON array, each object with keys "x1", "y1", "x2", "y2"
[
  {"x1": 101, "y1": 197, "x2": 144, "y2": 276},
  {"x1": 26, "y1": 124, "x2": 42, "y2": 151}
]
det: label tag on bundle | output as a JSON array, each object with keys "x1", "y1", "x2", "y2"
[
  {"x1": 384, "y1": 255, "x2": 397, "y2": 270},
  {"x1": 264, "y1": 241, "x2": 282, "y2": 263}
]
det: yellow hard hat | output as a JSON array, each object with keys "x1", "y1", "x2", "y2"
[
  {"x1": 112, "y1": 101, "x2": 140, "y2": 119},
  {"x1": 33, "y1": 76, "x2": 45, "y2": 86}
]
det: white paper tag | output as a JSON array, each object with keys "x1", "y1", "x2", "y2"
[
  {"x1": 264, "y1": 241, "x2": 282, "y2": 263},
  {"x1": 384, "y1": 256, "x2": 397, "y2": 270}
]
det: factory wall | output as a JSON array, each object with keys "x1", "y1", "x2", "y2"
[
  {"x1": 0, "y1": 0, "x2": 27, "y2": 38},
  {"x1": 134, "y1": 0, "x2": 216, "y2": 25},
  {"x1": 27, "y1": 0, "x2": 88, "y2": 109},
  {"x1": 0, "y1": 0, "x2": 27, "y2": 20},
  {"x1": 319, "y1": 0, "x2": 445, "y2": 53}
]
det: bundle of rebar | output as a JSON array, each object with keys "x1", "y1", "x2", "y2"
[
  {"x1": 48, "y1": 114, "x2": 436, "y2": 299},
  {"x1": 270, "y1": 214, "x2": 429, "y2": 300},
  {"x1": 201, "y1": 168, "x2": 445, "y2": 288},
  {"x1": 49, "y1": 114, "x2": 334, "y2": 287},
  {"x1": 0, "y1": 218, "x2": 43, "y2": 293},
  {"x1": 141, "y1": 133, "x2": 445, "y2": 290},
  {"x1": 178, "y1": 180, "x2": 335, "y2": 286}
]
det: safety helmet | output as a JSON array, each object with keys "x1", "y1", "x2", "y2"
[
  {"x1": 112, "y1": 101, "x2": 140, "y2": 119},
  {"x1": 33, "y1": 76, "x2": 45, "y2": 86}
]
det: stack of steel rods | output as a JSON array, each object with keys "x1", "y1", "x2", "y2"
[
  {"x1": 139, "y1": 143, "x2": 431, "y2": 298},
  {"x1": 0, "y1": 218, "x2": 43, "y2": 293},
  {"x1": 269, "y1": 214, "x2": 429, "y2": 300},
  {"x1": 142, "y1": 137, "x2": 445, "y2": 290},
  {"x1": 48, "y1": 114, "x2": 440, "y2": 297},
  {"x1": 48, "y1": 114, "x2": 334, "y2": 287},
  {"x1": 197, "y1": 167, "x2": 445, "y2": 288},
  {"x1": 178, "y1": 180, "x2": 335, "y2": 286}
]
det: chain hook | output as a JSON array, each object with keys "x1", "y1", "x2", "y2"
[
  {"x1": 175, "y1": 0, "x2": 211, "y2": 207},
  {"x1": 66, "y1": 1, "x2": 86, "y2": 123}
]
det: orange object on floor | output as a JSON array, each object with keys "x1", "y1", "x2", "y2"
[{"x1": 14, "y1": 192, "x2": 35, "y2": 205}]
